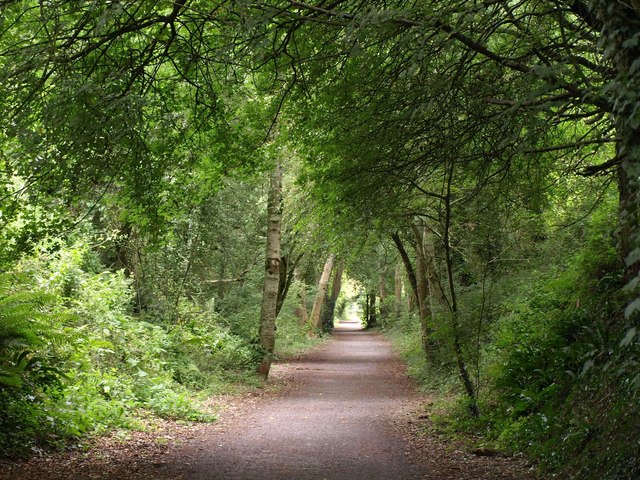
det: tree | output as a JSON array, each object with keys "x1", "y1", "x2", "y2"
[
  {"x1": 394, "y1": 263, "x2": 404, "y2": 318},
  {"x1": 294, "y1": 1, "x2": 633, "y2": 268},
  {"x1": 0, "y1": 0, "x2": 283, "y2": 258},
  {"x1": 322, "y1": 258, "x2": 344, "y2": 332},
  {"x1": 258, "y1": 162, "x2": 283, "y2": 378},
  {"x1": 308, "y1": 253, "x2": 335, "y2": 336}
]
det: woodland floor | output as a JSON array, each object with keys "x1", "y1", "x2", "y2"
[{"x1": 0, "y1": 321, "x2": 535, "y2": 479}]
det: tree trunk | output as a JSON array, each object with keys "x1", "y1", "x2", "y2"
[
  {"x1": 367, "y1": 292, "x2": 377, "y2": 328},
  {"x1": 423, "y1": 229, "x2": 450, "y2": 314},
  {"x1": 378, "y1": 264, "x2": 389, "y2": 322},
  {"x1": 330, "y1": 260, "x2": 344, "y2": 301},
  {"x1": 412, "y1": 224, "x2": 432, "y2": 354},
  {"x1": 258, "y1": 163, "x2": 283, "y2": 379},
  {"x1": 407, "y1": 291, "x2": 415, "y2": 312},
  {"x1": 322, "y1": 259, "x2": 344, "y2": 332},
  {"x1": 391, "y1": 233, "x2": 420, "y2": 309},
  {"x1": 618, "y1": 164, "x2": 638, "y2": 275},
  {"x1": 309, "y1": 253, "x2": 335, "y2": 336},
  {"x1": 275, "y1": 252, "x2": 303, "y2": 318},
  {"x1": 275, "y1": 255, "x2": 288, "y2": 317},
  {"x1": 443, "y1": 163, "x2": 479, "y2": 416},
  {"x1": 364, "y1": 293, "x2": 370, "y2": 326},
  {"x1": 415, "y1": 252, "x2": 430, "y2": 353},
  {"x1": 394, "y1": 263, "x2": 403, "y2": 318}
]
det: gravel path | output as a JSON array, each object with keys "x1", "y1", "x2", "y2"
[
  {"x1": 1, "y1": 321, "x2": 534, "y2": 479},
  {"x1": 164, "y1": 321, "x2": 421, "y2": 479}
]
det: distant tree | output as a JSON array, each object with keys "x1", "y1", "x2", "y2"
[
  {"x1": 309, "y1": 254, "x2": 335, "y2": 336},
  {"x1": 322, "y1": 259, "x2": 344, "y2": 332}
]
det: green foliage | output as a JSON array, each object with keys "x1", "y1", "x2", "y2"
[
  {"x1": 384, "y1": 312, "x2": 454, "y2": 392},
  {"x1": 383, "y1": 191, "x2": 639, "y2": 479},
  {"x1": 384, "y1": 313, "x2": 429, "y2": 384},
  {"x1": 481, "y1": 215, "x2": 638, "y2": 478},
  {"x1": 165, "y1": 302, "x2": 261, "y2": 389},
  {"x1": 0, "y1": 277, "x2": 61, "y2": 388},
  {"x1": 0, "y1": 239, "x2": 263, "y2": 457},
  {"x1": 0, "y1": 1, "x2": 636, "y2": 476},
  {"x1": 274, "y1": 281, "x2": 324, "y2": 357},
  {"x1": 0, "y1": 226, "x2": 329, "y2": 458}
]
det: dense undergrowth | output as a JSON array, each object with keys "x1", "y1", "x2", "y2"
[
  {"x1": 384, "y1": 199, "x2": 640, "y2": 479},
  {"x1": 0, "y1": 236, "x2": 318, "y2": 458}
]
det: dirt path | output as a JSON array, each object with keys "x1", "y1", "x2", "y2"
[
  {"x1": 162, "y1": 322, "x2": 421, "y2": 479},
  {"x1": 1, "y1": 322, "x2": 534, "y2": 479}
]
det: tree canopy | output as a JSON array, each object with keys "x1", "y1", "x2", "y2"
[{"x1": 0, "y1": 1, "x2": 639, "y2": 478}]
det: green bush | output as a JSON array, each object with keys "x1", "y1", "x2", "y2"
[
  {"x1": 384, "y1": 311, "x2": 455, "y2": 391},
  {"x1": 165, "y1": 303, "x2": 261, "y2": 388},
  {"x1": 0, "y1": 235, "x2": 331, "y2": 458},
  {"x1": 382, "y1": 198, "x2": 640, "y2": 479},
  {"x1": 479, "y1": 205, "x2": 638, "y2": 478},
  {"x1": 0, "y1": 240, "x2": 230, "y2": 457}
]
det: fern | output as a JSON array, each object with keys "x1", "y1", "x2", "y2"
[{"x1": 0, "y1": 273, "x2": 58, "y2": 388}]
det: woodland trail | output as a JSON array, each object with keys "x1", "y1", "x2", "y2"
[
  {"x1": 162, "y1": 320, "x2": 421, "y2": 479},
  {"x1": 1, "y1": 321, "x2": 533, "y2": 480}
]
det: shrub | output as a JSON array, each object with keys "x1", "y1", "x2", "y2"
[{"x1": 0, "y1": 240, "x2": 222, "y2": 457}]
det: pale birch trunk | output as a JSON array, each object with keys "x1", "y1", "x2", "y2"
[
  {"x1": 258, "y1": 163, "x2": 283, "y2": 378},
  {"x1": 309, "y1": 253, "x2": 335, "y2": 336}
]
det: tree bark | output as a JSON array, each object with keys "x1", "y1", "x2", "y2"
[
  {"x1": 423, "y1": 229, "x2": 450, "y2": 314},
  {"x1": 330, "y1": 259, "x2": 344, "y2": 305},
  {"x1": 258, "y1": 163, "x2": 283, "y2": 379},
  {"x1": 378, "y1": 263, "x2": 389, "y2": 322},
  {"x1": 415, "y1": 252, "x2": 430, "y2": 353},
  {"x1": 275, "y1": 252, "x2": 303, "y2": 318},
  {"x1": 309, "y1": 253, "x2": 335, "y2": 336},
  {"x1": 411, "y1": 223, "x2": 432, "y2": 354},
  {"x1": 442, "y1": 163, "x2": 479, "y2": 416},
  {"x1": 391, "y1": 233, "x2": 420, "y2": 309},
  {"x1": 322, "y1": 259, "x2": 344, "y2": 332},
  {"x1": 394, "y1": 263, "x2": 403, "y2": 318},
  {"x1": 424, "y1": 223, "x2": 478, "y2": 415},
  {"x1": 366, "y1": 292, "x2": 377, "y2": 328},
  {"x1": 275, "y1": 255, "x2": 288, "y2": 317},
  {"x1": 617, "y1": 164, "x2": 638, "y2": 274}
]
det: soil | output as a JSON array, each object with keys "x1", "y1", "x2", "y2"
[{"x1": 0, "y1": 321, "x2": 535, "y2": 479}]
